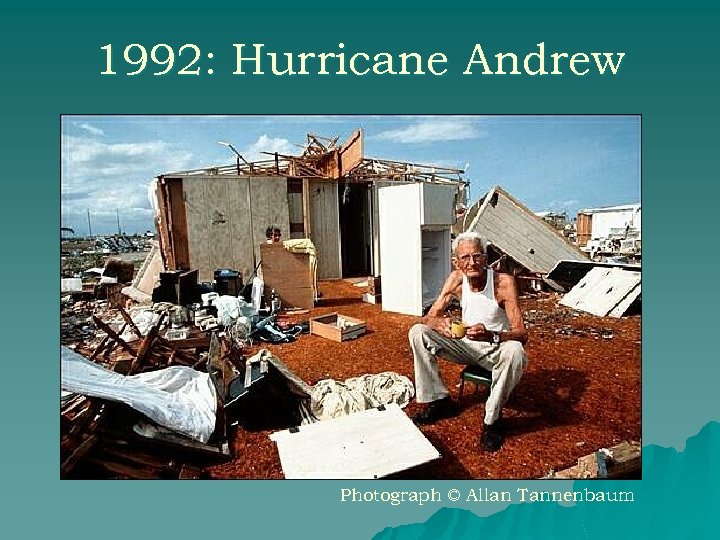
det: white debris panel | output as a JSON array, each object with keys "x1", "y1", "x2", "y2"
[
  {"x1": 270, "y1": 403, "x2": 440, "y2": 479},
  {"x1": 560, "y1": 267, "x2": 641, "y2": 317},
  {"x1": 61, "y1": 347, "x2": 217, "y2": 443}
]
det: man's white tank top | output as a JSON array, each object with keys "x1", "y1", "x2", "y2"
[{"x1": 461, "y1": 268, "x2": 510, "y2": 332}]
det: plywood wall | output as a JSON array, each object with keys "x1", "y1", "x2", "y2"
[
  {"x1": 181, "y1": 176, "x2": 289, "y2": 283},
  {"x1": 250, "y1": 176, "x2": 292, "y2": 270},
  {"x1": 309, "y1": 180, "x2": 341, "y2": 279}
]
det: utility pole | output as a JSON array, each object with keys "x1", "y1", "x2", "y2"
[{"x1": 87, "y1": 208, "x2": 93, "y2": 238}]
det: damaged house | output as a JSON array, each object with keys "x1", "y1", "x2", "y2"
[
  {"x1": 153, "y1": 131, "x2": 468, "y2": 285},
  {"x1": 464, "y1": 185, "x2": 589, "y2": 289}
]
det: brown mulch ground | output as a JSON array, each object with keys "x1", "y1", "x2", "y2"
[{"x1": 207, "y1": 279, "x2": 641, "y2": 480}]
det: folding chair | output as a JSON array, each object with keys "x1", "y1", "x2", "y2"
[{"x1": 458, "y1": 365, "x2": 493, "y2": 406}]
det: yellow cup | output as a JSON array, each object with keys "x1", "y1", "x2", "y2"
[{"x1": 450, "y1": 320, "x2": 466, "y2": 339}]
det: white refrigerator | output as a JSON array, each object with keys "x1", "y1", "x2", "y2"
[{"x1": 378, "y1": 183, "x2": 456, "y2": 316}]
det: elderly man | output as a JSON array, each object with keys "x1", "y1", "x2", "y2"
[{"x1": 409, "y1": 231, "x2": 528, "y2": 451}]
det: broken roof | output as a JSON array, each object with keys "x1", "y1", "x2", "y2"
[
  {"x1": 159, "y1": 129, "x2": 469, "y2": 187},
  {"x1": 465, "y1": 185, "x2": 588, "y2": 274}
]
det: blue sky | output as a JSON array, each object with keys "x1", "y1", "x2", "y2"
[{"x1": 61, "y1": 115, "x2": 640, "y2": 235}]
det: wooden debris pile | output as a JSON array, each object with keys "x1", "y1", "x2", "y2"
[
  {"x1": 61, "y1": 304, "x2": 233, "y2": 479},
  {"x1": 543, "y1": 440, "x2": 641, "y2": 479}
]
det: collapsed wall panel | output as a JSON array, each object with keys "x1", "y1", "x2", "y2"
[
  {"x1": 466, "y1": 186, "x2": 587, "y2": 274},
  {"x1": 560, "y1": 266, "x2": 641, "y2": 317}
]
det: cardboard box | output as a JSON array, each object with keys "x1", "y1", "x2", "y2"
[{"x1": 310, "y1": 313, "x2": 366, "y2": 342}]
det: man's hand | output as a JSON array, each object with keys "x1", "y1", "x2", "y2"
[
  {"x1": 466, "y1": 323, "x2": 491, "y2": 342},
  {"x1": 425, "y1": 316, "x2": 453, "y2": 338}
]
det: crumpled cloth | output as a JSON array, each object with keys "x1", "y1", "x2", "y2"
[
  {"x1": 311, "y1": 372, "x2": 415, "y2": 421},
  {"x1": 282, "y1": 238, "x2": 318, "y2": 301}
]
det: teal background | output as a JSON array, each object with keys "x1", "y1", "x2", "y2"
[{"x1": 2, "y1": 1, "x2": 718, "y2": 538}]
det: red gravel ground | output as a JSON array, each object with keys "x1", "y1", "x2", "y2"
[{"x1": 207, "y1": 279, "x2": 641, "y2": 480}]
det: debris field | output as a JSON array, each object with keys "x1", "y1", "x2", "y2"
[{"x1": 207, "y1": 279, "x2": 640, "y2": 479}]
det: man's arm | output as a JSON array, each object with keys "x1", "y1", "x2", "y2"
[
  {"x1": 422, "y1": 270, "x2": 463, "y2": 337},
  {"x1": 497, "y1": 273, "x2": 528, "y2": 345}
]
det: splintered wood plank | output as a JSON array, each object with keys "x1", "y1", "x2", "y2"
[
  {"x1": 270, "y1": 404, "x2": 439, "y2": 479},
  {"x1": 167, "y1": 178, "x2": 189, "y2": 270}
]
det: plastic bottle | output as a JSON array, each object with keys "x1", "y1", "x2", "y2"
[
  {"x1": 271, "y1": 289, "x2": 281, "y2": 314},
  {"x1": 251, "y1": 276, "x2": 264, "y2": 311}
]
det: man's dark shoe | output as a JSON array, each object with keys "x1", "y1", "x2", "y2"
[
  {"x1": 411, "y1": 397, "x2": 459, "y2": 425},
  {"x1": 481, "y1": 421, "x2": 504, "y2": 452}
]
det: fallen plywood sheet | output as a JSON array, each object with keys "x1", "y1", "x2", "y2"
[
  {"x1": 560, "y1": 267, "x2": 641, "y2": 317},
  {"x1": 132, "y1": 240, "x2": 164, "y2": 295},
  {"x1": 465, "y1": 185, "x2": 587, "y2": 274},
  {"x1": 269, "y1": 403, "x2": 439, "y2": 479}
]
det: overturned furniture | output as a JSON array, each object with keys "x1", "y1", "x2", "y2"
[{"x1": 260, "y1": 241, "x2": 315, "y2": 309}]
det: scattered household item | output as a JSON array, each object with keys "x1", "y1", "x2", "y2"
[
  {"x1": 252, "y1": 315, "x2": 302, "y2": 343},
  {"x1": 208, "y1": 343, "x2": 315, "y2": 432},
  {"x1": 165, "y1": 328, "x2": 189, "y2": 341},
  {"x1": 153, "y1": 270, "x2": 199, "y2": 306},
  {"x1": 251, "y1": 276, "x2": 264, "y2": 311},
  {"x1": 270, "y1": 289, "x2": 281, "y2": 314},
  {"x1": 269, "y1": 403, "x2": 440, "y2": 479},
  {"x1": 215, "y1": 295, "x2": 256, "y2": 327},
  {"x1": 214, "y1": 269, "x2": 242, "y2": 297},
  {"x1": 201, "y1": 291, "x2": 219, "y2": 307},
  {"x1": 363, "y1": 275, "x2": 382, "y2": 304},
  {"x1": 310, "y1": 313, "x2": 366, "y2": 342},
  {"x1": 311, "y1": 372, "x2": 414, "y2": 421},
  {"x1": 61, "y1": 277, "x2": 83, "y2": 293}
]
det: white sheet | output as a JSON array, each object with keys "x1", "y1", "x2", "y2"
[{"x1": 61, "y1": 347, "x2": 217, "y2": 443}]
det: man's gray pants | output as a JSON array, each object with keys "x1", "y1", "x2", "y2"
[{"x1": 409, "y1": 323, "x2": 527, "y2": 425}]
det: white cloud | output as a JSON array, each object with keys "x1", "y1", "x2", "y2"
[
  {"x1": 61, "y1": 135, "x2": 194, "y2": 234},
  {"x1": 78, "y1": 123, "x2": 105, "y2": 136},
  {"x1": 242, "y1": 135, "x2": 295, "y2": 161},
  {"x1": 373, "y1": 122, "x2": 486, "y2": 144}
]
